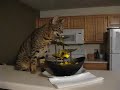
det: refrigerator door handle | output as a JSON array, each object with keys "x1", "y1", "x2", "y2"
[
  {"x1": 110, "y1": 54, "x2": 112, "y2": 71},
  {"x1": 109, "y1": 36, "x2": 112, "y2": 70},
  {"x1": 110, "y1": 36, "x2": 112, "y2": 54}
]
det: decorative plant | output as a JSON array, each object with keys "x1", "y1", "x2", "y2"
[{"x1": 51, "y1": 35, "x2": 77, "y2": 64}]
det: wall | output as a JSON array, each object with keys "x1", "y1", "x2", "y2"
[{"x1": 0, "y1": 0, "x2": 39, "y2": 65}]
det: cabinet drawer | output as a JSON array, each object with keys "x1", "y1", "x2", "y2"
[{"x1": 83, "y1": 63, "x2": 107, "y2": 70}]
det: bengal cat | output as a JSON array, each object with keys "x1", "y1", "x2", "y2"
[{"x1": 15, "y1": 16, "x2": 64, "y2": 73}]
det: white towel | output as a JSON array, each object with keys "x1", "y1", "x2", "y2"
[{"x1": 49, "y1": 72, "x2": 104, "y2": 88}]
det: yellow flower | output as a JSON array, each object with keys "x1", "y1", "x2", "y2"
[
  {"x1": 63, "y1": 54, "x2": 70, "y2": 58},
  {"x1": 65, "y1": 62, "x2": 69, "y2": 64}
]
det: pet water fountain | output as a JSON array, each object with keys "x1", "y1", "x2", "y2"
[{"x1": 45, "y1": 35, "x2": 85, "y2": 76}]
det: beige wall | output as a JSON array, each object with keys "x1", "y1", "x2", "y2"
[
  {"x1": 0, "y1": 0, "x2": 39, "y2": 65},
  {"x1": 40, "y1": 6, "x2": 120, "y2": 17}
]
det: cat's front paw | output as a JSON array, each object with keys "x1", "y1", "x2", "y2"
[
  {"x1": 30, "y1": 65, "x2": 37, "y2": 74},
  {"x1": 31, "y1": 70, "x2": 37, "y2": 74}
]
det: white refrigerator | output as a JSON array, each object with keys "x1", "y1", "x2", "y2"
[{"x1": 109, "y1": 28, "x2": 120, "y2": 71}]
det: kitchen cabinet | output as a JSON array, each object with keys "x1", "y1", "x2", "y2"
[
  {"x1": 38, "y1": 16, "x2": 84, "y2": 29},
  {"x1": 60, "y1": 16, "x2": 70, "y2": 29},
  {"x1": 70, "y1": 16, "x2": 85, "y2": 29},
  {"x1": 37, "y1": 17, "x2": 70, "y2": 29},
  {"x1": 35, "y1": 17, "x2": 40, "y2": 28},
  {"x1": 94, "y1": 16, "x2": 108, "y2": 42},
  {"x1": 108, "y1": 15, "x2": 120, "y2": 27},
  {"x1": 84, "y1": 16, "x2": 95, "y2": 43},
  {"x1": 85, "y1": 15, "x2": 107, "y2": 43},
  {"x1": 83, "y1": 61, "x2": 108, "y2": 70},
  {"x1": 38, "y1": 18, "x2": 50, "y2": 27},
  {"x1": 57, "y1": 16, "x2": 85, "y2": 29},
  {"x1": 37, "y1": 14, "x2": 119, "y2": 43}
]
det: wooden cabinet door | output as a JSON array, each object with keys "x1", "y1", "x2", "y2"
[
  {"x1": 70, "y1": 16, "x2": 85, "y2": 29},
  {"x1": 85, "y1": 16, "x2": 95, "y2": 43},
  {"x1": 108, "y1": 15, "x2": 120, "y2": 27},
  {"x1": 39, "y1": 17, "x2": 70, "y2": 29},
  {"x1": 94, "y1": 16, "x2": 108, "y2": 42},
  {"x1": 61, "y1": 16, "x2": 70, "y2": 29},
  {"x1": 83, "y1": 63, "x2": 107, "y2": 70},
  {"x1": 39, "y1": 18, "x2": 50, "y2": 27},
  {"x1": 85, "y1": 15, "x2": 107, "y2": 43},
  {"x1": 35, "y1": 18, "x2": 40, "y2": 28}
]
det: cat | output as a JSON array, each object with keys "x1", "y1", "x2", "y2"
[{"x1": 15, "y1": 16, "x2": 64, "y2": 73}]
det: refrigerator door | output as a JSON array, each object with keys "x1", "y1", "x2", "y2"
[
  {"x1": 110, "y1": 54, "x2": 120, "y2": 72},
  {"x1": 110, "y1": 29, "x2": 120, "y2": 54}
]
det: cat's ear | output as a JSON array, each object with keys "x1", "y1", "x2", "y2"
[
  {"x1": 59, "y1": 18, "x2": 64, "y2": 24},
  {"x1": 52, "y1": 16, "x2": 59, "y2": 25}
]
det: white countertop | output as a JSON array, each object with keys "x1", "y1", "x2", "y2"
[{"x1": 0, "y1": 65, "x2": 120, "y2": 90}]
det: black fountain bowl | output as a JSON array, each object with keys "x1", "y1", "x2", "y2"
[{"x1": 45, "y1": 57, "x2": 85, "y2": 76}]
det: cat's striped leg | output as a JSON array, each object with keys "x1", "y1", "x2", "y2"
[
  {"x1": 30, "y1": 45, "x2": 48, "y2": 73},
  {"x1": 30, "y1": 57, "x2": 38, "y2": 74},
  {"x1": 30, "y1": 50, "x2": 41, "y2": 74},
  {"x1": 37, "y1": 56, "x2": 46, "y2": 72},
  {"x1": 15, "y1": 56, "x2": 30, "y2": 71}
]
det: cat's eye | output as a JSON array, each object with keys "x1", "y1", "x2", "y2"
[{"x1": 36, "y1": 51, "x2": 39, "y2": 53}]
